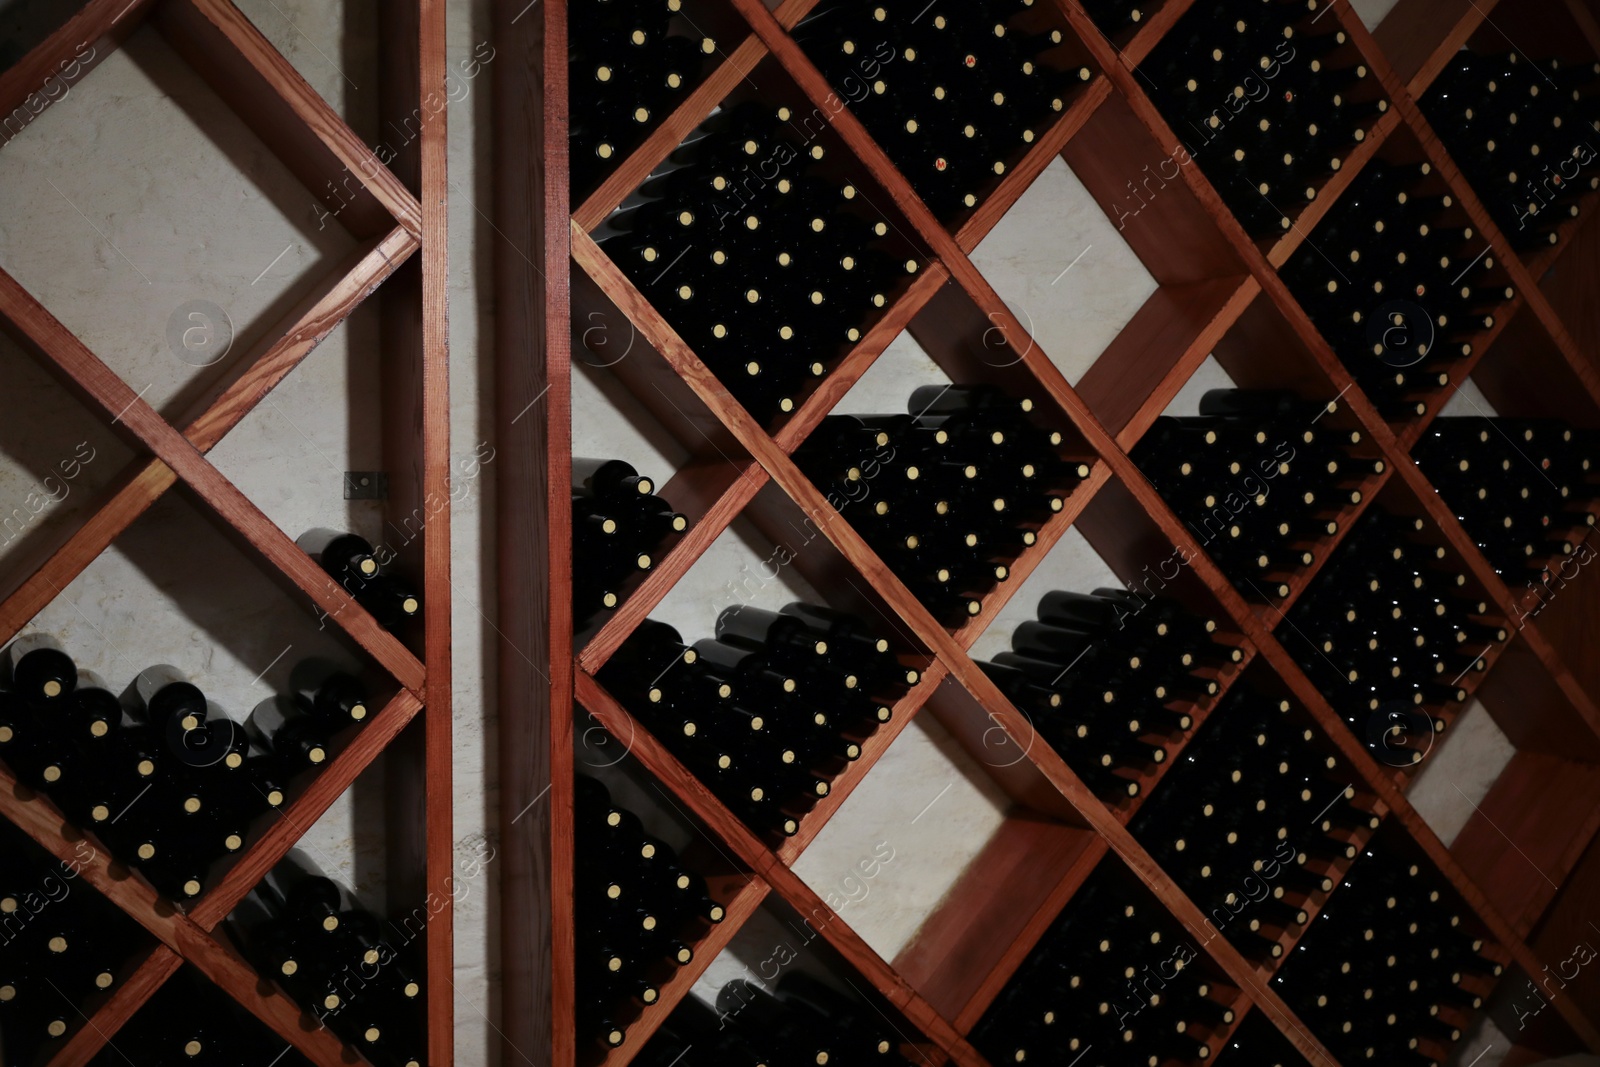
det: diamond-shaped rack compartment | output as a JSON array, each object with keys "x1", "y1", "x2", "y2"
[
  {"x1": 0, "y1": 0, "x2": 448, "y2": 1065},
  {"x1": 589, "y1": 500, "x2": 939, "y2": 853},
  {"x1": 567, "y1": 714, "x2": 768, "y2": 1064},
  {"x1": 1122, "y1": 286, "x2": 1394, "y2": 631},
  {"x1": 2, "y1": 487, "x2": 412, "y2": 906},
  {"x1": 576, "y1": 50, "x2": 940, "y2": 436},
  {"x1": 515, "y1": 0, "x2": 1600, "y2": 1063},
  {"x1": 0, "y1": 815, "x2": 160, "y2": 1067},
  {"x1": 961, "y1": 465, "x2": 1255, "y2": 825},
  {"x1": 0, "y1": 22, "x2": 366, "y2": 427},
  {"x1": 1127, "y1": 661, "x2": 1390, "y2": 977},
  {"x1": 651, "y1": 893, "x2": 947, "y2": 1067}
]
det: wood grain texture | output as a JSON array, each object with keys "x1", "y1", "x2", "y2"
[
  {"x1": 189, "y1": 689, "x2": 423, "y2": 929},
  {"x1": 596, "y1": 877, "x2": 770, "y2": 1067},
  {"x1": 0, "y1": 459, "x2": 174, "y2": 648},
  {"x1": 1450, "y1": 750, "x2": 1600, "y2": 936},
  {"x1": 895, "y1": 816, "x2": 1104, "y2": 1026},
  {"x1": 152, "y1": 0, "x2": 422, "y2": 239},
  {"x1": 496, "y1": 0, "x2": 573, "y2": 1063},
  {"x1": 575, "y1": 669, "x2": 974, "y2": 1056},
  {"x1": 542, "y1": 0, "x2": 1600, "y2": 1060},
  {"x1": 1373, "y1": 0, "x2": 1496, "y2": 96},
  {"x1": 954, "y1": 76, "x2": 1113, "y2": 254},
  {"x1": 0, "y1": 0, "x2": 150, "y2": 134},
  {"x1": 0, "y1": 764, "x2": 359, "y2": 1064},
  {"x1": 183, "y1": 227, "x2": 419, "y2": 452},
  {"x1": 0, "y1": 265, "x2": 425, "y2": 693},
  {"x1": 571, "y1": 33, "x2": 769, "y2": 233},
  {"x1": 0, "y1": 229, "x2": 415, "y2": 680},
  {"x1": 43, "y1": 945, "x2": 183, "y2": 1067},
  {"x1": 775, "y1": 659, "x2": 950, "y2": 864},
  {"x1": 1075, "y1": 275, "x2": 1255, "y2": 445}
]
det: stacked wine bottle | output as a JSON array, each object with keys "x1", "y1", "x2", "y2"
[
  {"x1": 573, "y1": 775, "x2": 726, "y2": 1052},
  {"x1": 0, "y1": 634, "x2": 373, "y2": 902},
  {"x1": 299, "y1": 529, "x2": 423, "y2": 633},
  {"x1": 229, "y1": 851, "x2": 425, "y2": 1067},
  {"x1": 1284, "y1": 507, "x2": 1509, "y2": 765},
  {"x1": 573, "y1": 458, "x2": 690, "y2": 629},
  {"x1": 599, "y1": 99, "x2": 923, "y2": 424},
  {"x1": 795, "y1": 385, "x2": 1091, "y2": 626},
  {"x1": 635, "y1": 973, "x2": 912, "y2": 1065},
  {"x1": 1133, "y1": 389, "x2": 1381, "y2": 604},
  {"x1": 792, "y1": 0, "x2": 1092, "y2": 224},
  {"x1": 1222, "y1": 1012, "x2": 1313, "y2": 1067},
  {"x1": 1425, "y1": 50, "x2": 1600, "y2": 254},
  {"x1": 597, "y1": 604, "x2": 917, "y2": 839},
  {"x1": 974, "y1": 860, "x2": 1242, "y2": 1066},
  {"x1": 1411, "y1": 416, "x2": 1598, "y2": 579},
  {"x1": 0, "y1": 818, "x2": 153, "y2": 1065},
  {"x1": 1281, "y1": 158, "x2": 1515, "y2": 419},
  {"x1": 1269, "y1": 835, "x2": 1502, "y2": 1066},
  {"x1": 87, "y1": 965, "x2": 316, "y2": 1067},
  {"x1": 1141, "y1": 0, "x2": 1390, "y2": 240},
  {"x1": 1079, "y1": 0, "x2": 1156, "y2": 42},
  {"x1": 1131, "y1": 684, "x2": 1383, "y2": 966},
  {"x1": 980, "y1": 587, "x2": 1240, "y2": 804},
  {"x1": 568, "y1": 0, "x2": 720, "y2": 198}
]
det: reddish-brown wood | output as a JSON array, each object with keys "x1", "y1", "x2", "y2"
[
  {"x1": 0, "y1": 4, "x2": 448, "y2": 1064},
  {"x1": 1373, "y1": 0, "x2": 1496, "y2": 97},
  {"x1": 190, "y1": 689, "x2": 422, "y2": 928},
  {"x1": 0, "y1": 764, "x2": 359, "y2": 1064},
  {"x1": 597, "y1": 876, "x2": 770, "y2": 1067},
  {"x1": 0, "y1": 0, "x2": 152, "y2": 139},
  {"x1": 1074, "y1": 275, "x2": 1255, "y2": 445},
  {"x1": 0, "y1": 265, "x2": 426, "y2": 694},
  {"x1": 1451, "y1": 751, "x2": 1600, "y2": 937},
  {"x1": 496, "y1": 0, "x2": 573, "y2": 1065},
  {"x1": 776, "y1": 659, "x2": 950, "y2": 863},
  {"x1": 575, "y1": 669, "x2": 974, "y2": 1057},
  {"x1": 895, "y1": 816, "x2": 1104, "y2": 1025},
  {"x1": 44, "y1": 946, "x2": 183, "y2": 1067},
  {"x1": 151, "y1": 0, "x2": 421, "y2": 240},
  {"x1": 572, "y1": 34, "x2": 770, "y2": 233},
  {"x1": 516, "y1": 0, "x2": 1600, "y2": 1063},
  {"x1": 954, "y1": 76, "x2": 1113, "y2": 254}
]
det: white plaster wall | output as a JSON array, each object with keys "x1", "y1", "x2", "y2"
[{"x1": 0, "y1": 1, "x2": 1572, "y2": 1065}]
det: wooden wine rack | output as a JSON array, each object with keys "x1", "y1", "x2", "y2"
[
  {"x1": 0, "y1": 2, "x2": 452, "y2": 1065},
  {"x1": 501, "y1": 0, "x2": 1600, "y2": 1065}
]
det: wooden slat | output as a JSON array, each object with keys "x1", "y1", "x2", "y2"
[
  {"x1": 43, "y1": 946, "x2": 183, "y2": 1067},
  {"x1": 895, "y1": 812, "x2": 1105, "y2": 1028},
  {"x1": 574, "y1": 669, "x2": 975, "y2": 1060},
  {"x1": 0, "y1": 765, "x2": 358, "y2": 1065},
  {"x1": 0, "y1": 459, "x2": 175, "y2": 647},
  {"x1": 0, "y1": 228, "x2": 416, "y2": 653},
  {"x1": 572, "y1": 34, "x2": 769, "y2": 232},
  {"x1": 954, "y1": 76, "x2": 1113, "y2": 254},
  {"x1": 597, "y1": 877, "x2": 770, "y2": 1067},
  {"x1": 1450, "y1": 751, "x2": 1600, "y2": 936},
  {"x1": 577, "y1": 205, "x2": 1348, "y2": 1064},
  {"x1": 189, "y1": 688, "x2": 423, "y2": 928},
  {"x1": 183, "y1": 227, "x2": 419, "y2": 451},
  {"x1": 1372, "y1": 0, "x2": 1497, "y2": 98},
  {"x1": 0, "y1": 264, "x2": 426, "y2": 694},
  {"x1": 0, "y1": 0, "x2": 152, "y2": 135},
  {"x1": 151, "y1": 0, "x2": 423, "y2": 239},
  {"x1": 1075, "y1": 275, "x2": 1256, "y2": 445},
  {"x1": 497, "y1": 0, "x2": 572, "y2": 1064},
  {"x1": 776, "y1": 659, "x2": 950, "y2": 864}
]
